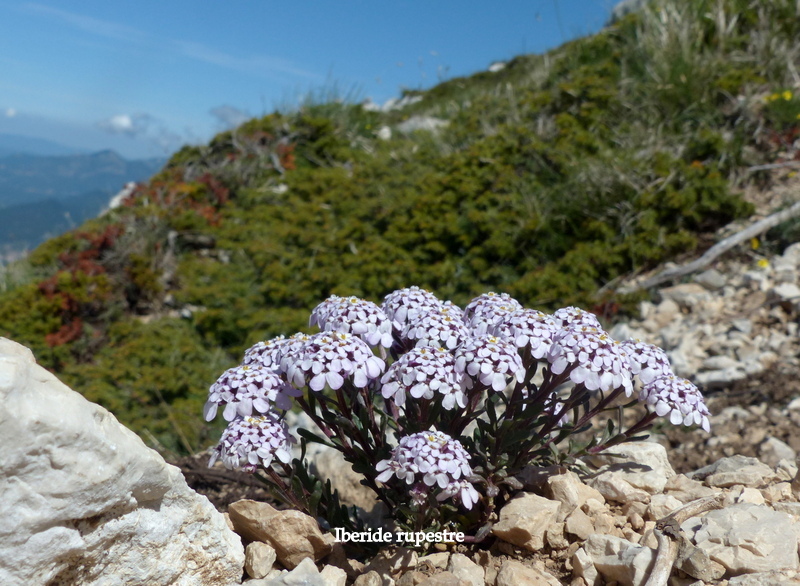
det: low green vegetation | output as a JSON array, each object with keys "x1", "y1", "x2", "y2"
[{"x1": 1, "y1": 0, "x2": 798, "y2": 455}]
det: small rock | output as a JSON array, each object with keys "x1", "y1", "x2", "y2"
[
  {"x1": 546, "y1": 522, "x2": 570, "y2": 550},
  {"x1": 418, "y1": 553, "x2": 449, "y2": 570},
  {"x1": 730, "y1": 485, "x2": 766, "y2": 506},
  {"x1": 664, "y1": 474, "x2": 718, "y2": 503},
  {"x1": 545, "y1": 470, "x2": 605, "y2": 521},
  {"x1": 263, "y1": 557, "x2": 325, "y2": 586},
  {"x1": 689, "y1": 455, "x2": 775, "y2": 488},
  {"x1": 759, "y1": 437, "x2": 797, "y2": 468},
  {"x1": 588, "y1": 471, "x2": 651, "y2": 504},
  {"x1": 728, "y1": 571, "x2": 800, "y2": 585},
  {"x1": 702, "y1": 355, "x2": 741, "y2": 370},
  {"x1": 417, "y1": 572, "x2": 468, "y2": 586},
  {"x1": 771, "y1": 282, "x2": 800, "y2": 302},
  {"x1": 492, "y1": 492, "x2": 560, "y2": 551},
  {"x1": 228, "y1": 499, "x2": 333, "y2": 569},
  {"x1": 646, "y1": 494, "x2": 683, "y2": 520},
  {"x1": 364, "y1": 548, "x2": 418, "y2": 577},
  {"x1": 446, "y1": 553, "x2": 484, "y2": 586},
  {"x1": 565, "y1": 508, "x2": 594, "y2": 541},
  {"x1": 320, "y1": 564, "x2": 347, "y2": 586},
  {"x1": 683, "y1": 503, "x2": 800, "y2": 575},
  {"x1": 676, "y1": 542, "x2": 726, "y2": 581},
  {"x1": 353, "y1": 570, "x2": 390, "y2": 586},
  {"x1": 659, "y1": 283, "x2": 708, "y2": 308},
  {"x1": 587, "y1": 442, "x2": 675, "y2": 484},
  {"x1": 396, "y1": 571, "x2": 426, "y2": 586},
  {"x1": 694, "y1": 268, "x2": 727, "y2": 290},
  {"x1": 572, "y1": 547, "x2": 598, "y2": 585},
  {"x1": 246, "y1": 541, "x2": 277, "y2": 579},
  {"x1": 496, "y1": 559, "x2": 561, "y2": 586},
  {"x1": 582, "y1": 534, "x2": 656, "y2": 586},
  {"x1": 760, "y1": 482, "x2": 793, "y2": 504}
]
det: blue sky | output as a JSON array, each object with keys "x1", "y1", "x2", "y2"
[{"x1": 0, "y1": 1, "x2": 616, "y2": 159}]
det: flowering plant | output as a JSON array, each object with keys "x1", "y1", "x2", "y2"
[{"x1": 205, "y1": 289, "x2": 710, "y2": 541}]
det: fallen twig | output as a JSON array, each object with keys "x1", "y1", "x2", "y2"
[
  {"x1": 643, "y1": 494, "x2": 724, "y2": 586},
  {"x1": 617, "y1": 201, "x2": 800, "y2": 294},
  {"x1": 746, "y1": 161, "x2": 800, "y2": 173}
]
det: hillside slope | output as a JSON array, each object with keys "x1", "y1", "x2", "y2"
[{"x1": 1, "y1": 0, "x2": 799, "y2": 454}]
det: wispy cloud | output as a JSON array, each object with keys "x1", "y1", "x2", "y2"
[
  {"x1": 22, "y1": 3, "x2": 321, "y2": 81},
  {"x1": 175, "y1": 40, "x2": 321, "y2": 81},
  {"x1": 98, "y1": 112, "x2": 182, "y2": 153},
  {"x1": 209, "y1": 105, "x2": 251, "y2": 129},
  {"x1": 22, "y1": 3, "x2": 150, "y2": 45}
]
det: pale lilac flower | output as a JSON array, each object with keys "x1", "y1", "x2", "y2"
[
  {"x1": 552, "y1": 306, "x2": 603, "y2": 329},
  {"x1": 204, "y1": 364, "x2": 301, "y2": 422},
  {"x1": 243, "y1": 336, "x2": 289, "y2": 369},
  {"x1": 547, "y1": 326, "x2": 634, "y2": 395},
  {"x1": 277, "y1": 332, "x2": 315, "y2": 382},
  {"x1": 621, "y1": 340, "x2": 673, "y2": 384},
  {"x1": 455, "y1": 335, "x2": 526, "y2": 392},
  {"x1": 209, "y1": 413, "x2": 295, "y2": 473},
  {"x1": 463, "y1": 292, "x2": 523, "y2": 336},
  {"x1": 382, "y1": 286, "x2": 443, "y2": 328},
  {"x1": 492, "y1": 309, "x2": 561, "y2": 359},
  {"x1": 437, "y1": 479, "x2": 481, "y2": 510},
  {"x1": 310, "y1": 296, "x2": 393, "y2": 348},
  {"x1": 640, "y1": 375, "x2": 711, "y2": 432},
  {"x1": 440, "y1": 300, "x2": 465, "y2": 322},
  {"x1": 375, "y1": 431, "x2": 478, "y2": 509},
  {"x1": 404, "y1": 308, "x2": 470, "y2": 350},
  {"x1": 284, "y1": 331, "x2": 385, "y2": 391},
  {"x1": 380, "y1": 347, "x2": 465, "y2": 409}
]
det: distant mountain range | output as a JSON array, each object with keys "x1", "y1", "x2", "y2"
[
  {"x1": 0, "y1": 133, "x2": 88, "y2": 157},
  {"x1": 0, "y1": 144, "x2": 164, "y2": 258}
]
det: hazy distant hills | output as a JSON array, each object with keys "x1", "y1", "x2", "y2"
[
  {"x1": 0, "y1": 133, "x2": 87, "y2": 158},
  {"x1": 0, "y1": 145, "x2": 164, "y2": 257},
  {"x1": 0, "y1": 150, "x2": 162, "y2": 207}
]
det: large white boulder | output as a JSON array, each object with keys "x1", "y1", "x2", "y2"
[{"x1": 0, "y1": 338, "x2": 244, "y2": 585}]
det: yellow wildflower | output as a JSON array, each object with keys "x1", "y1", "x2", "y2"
[
  {"x1": 783, "y1": 90, "x2": 793, "y2": 101},
  {"x1": 750, "y1": 237, "x2": 760, "y2": 250},
  {"x1": 757, "y1": 258, "x2": 769, "y2": 269}
]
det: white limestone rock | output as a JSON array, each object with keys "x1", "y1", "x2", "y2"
[
  {"x1": 495, "y1": 559, "x2": 561, "y2": 586},
  {"x1": 682, "y1": 503, "x2": 800, "y2": 575},
  {"x1": 689, "y1": 455, "x2": 776, "y2": 488},
  {"x1": 0, "y1": 337, "x2": 244, "y2": 586},
  {"x1": 491, "y1": 492, "x2": 560, "y2": 551},
  {"x1": 581, "y1": 534, "x2": 656, "y2": 586},
  {"x1": 446, "y1": 553, "x2": 483, "y2": 586},
  {"x1": 246, "y1": 541, "x2": 277, "y2": 579}
]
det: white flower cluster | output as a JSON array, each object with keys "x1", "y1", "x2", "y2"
[
  {"x1": 547, "y1": 326, "x2": 635, "y2": 395},
  {"x1": 310, "y1": 295, "x2": 394, "y2": 348},
  {"x1": 620, "y1": 340, "x2": 672, "y2": 384},
  {"x1": 454, "y1": 335, "x2": 526, "y2": 392},
  {"x1": 403, "y1": 308, "x2": 470, "y2": 350},
  {"x1": 463, "y1": 292, "x2": 522, "y2": 336},
  {"x1": 376, "y1": 431, "x2": 480, "y2": 509},
  {"x1": 207, "y1": 288, "x2": 714, "y2": 482},
  {"x1": 204, "y1": 364, "x2": 300, "y2": 422},
  {"x1": 209, "y1": 414, "x2": 294, "y2": 473},
  {"x1": 284, "y1": 331, "x2": 385, "y2": 391},
  {"x1": 382, "y1": 286, "x2": 443, "y2": 328},
  {"x1": 380, "y1": 347, "x2": 465, "y2": 409},
  {"x1": 639, "y1": 375, "x2": 711, "y2": 432},
  {"x1": 491, "y1": 309, "x2": 560, "y2": 359}
]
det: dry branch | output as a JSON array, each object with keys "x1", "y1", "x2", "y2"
[{"x1": 618, "y1": 200, "x2": 800, "y2": 294}]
